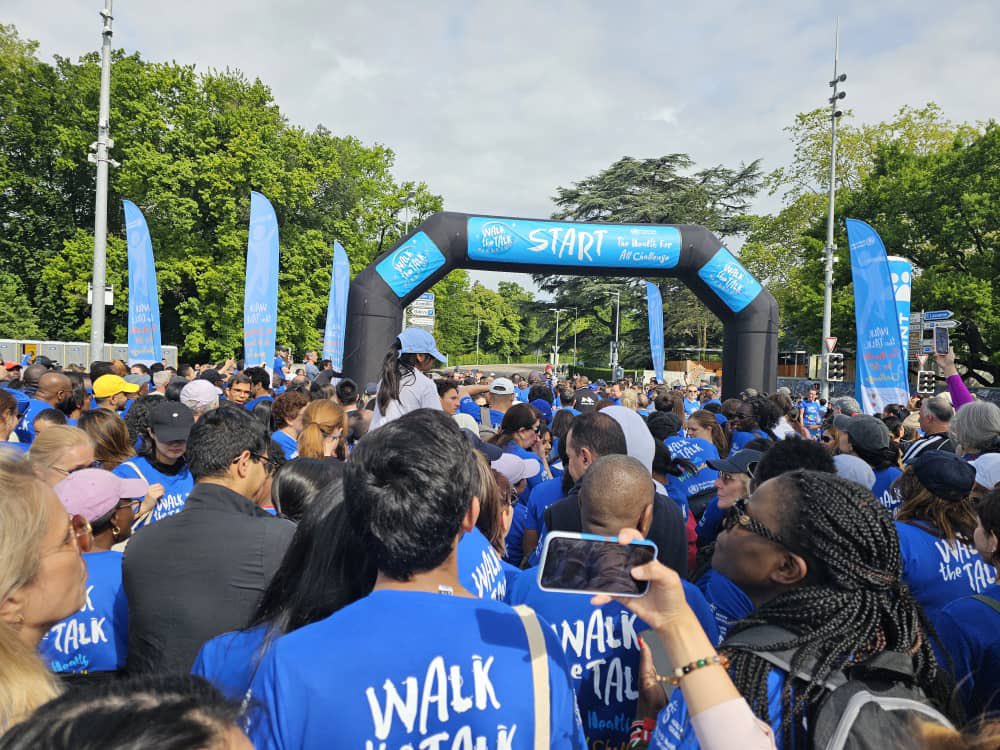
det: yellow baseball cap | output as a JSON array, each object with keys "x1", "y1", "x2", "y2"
[{"x1": 92, "y1": 374, "x2": 140, "y2": 399}]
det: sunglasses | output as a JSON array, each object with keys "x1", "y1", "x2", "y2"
[
  {"x1": 722, "y1": 498, "x2": 786, "y2": 547},
  {"x1": 51, "y1": 460, "x2": 103, "y2": 477}
]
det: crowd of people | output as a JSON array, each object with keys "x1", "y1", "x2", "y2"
[{"x1": 0, "y1": 331, "x2": 998, "y2": 749}]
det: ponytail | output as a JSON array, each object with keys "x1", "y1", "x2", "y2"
[{"x1": 375, "y1": 340, "x2": 420, "y2": 414}]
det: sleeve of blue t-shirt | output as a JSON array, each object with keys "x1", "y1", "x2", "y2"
[
  {"x1": 525, "y1": 478, "x2": 564, "y2": 533},
  {"x1": 650, "y1": 668, "x2": 784, "y2": 749},
  {"x1": 680, "y1": 580, "x2": 721, "y2": 646},
  {"x1": 695, "y1": 497, "x2": 726, "y2": 546}
]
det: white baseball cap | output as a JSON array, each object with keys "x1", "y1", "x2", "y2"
[
  {"x1": 489, "y1": 377, "x2": 516, "y2": 396},
  {"x1": 491, "y1": 453, "x2": 541, "y2": 486}
]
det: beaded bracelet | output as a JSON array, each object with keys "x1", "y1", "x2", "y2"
[{"x1": 659, "y1": 654, "x2": 730, "y2": 686}]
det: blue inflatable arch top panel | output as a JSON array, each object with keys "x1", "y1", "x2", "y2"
[{"x1": 343, "y1": 212, "x2": 778, "y2": 399}]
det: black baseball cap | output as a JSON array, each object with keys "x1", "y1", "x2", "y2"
[
  {"x1": 462, "y1": 429, "x2": 503, "y2": 461},
  {"x1": 912, "y1": 451, "x2": 976, "y2": 501},
  {"x1": 707, "y1": 449, "x2": 763, "y2": 476},
  {"x1": 149, "y1": 401, "x2": 195, "y2": 443},
  {"x1": 573, "y1": 388, "x2": 597, "y2": 412}
]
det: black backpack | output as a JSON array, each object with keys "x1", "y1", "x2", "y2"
[{"x1": 724, "y1": 625, "x2": 954, "y2": 750}]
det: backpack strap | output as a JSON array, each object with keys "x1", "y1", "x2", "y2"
[
  {"x1": 513, "y1": 605, "x2": 550, "y2": 750},
  {"x1": 724, "y1": 625, "x2": 847, "y2": 691},
  {"x1": 972, "y1": 594, "x2": 1000, "y2": 616},
  {"x1": 480, "y1": 405, "x2": 491, "y2": 426}
]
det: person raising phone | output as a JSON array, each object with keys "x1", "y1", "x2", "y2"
[{"x1": 509, "y1": 455, "x2": 718, "y2": 750}]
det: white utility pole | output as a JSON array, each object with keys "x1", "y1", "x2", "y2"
[
  {"x1": 821, "y1": 18, "x2": 846, "y2": 401},
  {"x1": 89, "y1": 0, "x2": 116, "y2": 361}
]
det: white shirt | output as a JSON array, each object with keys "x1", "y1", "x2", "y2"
[{"x1": 369, "y1": 367, "x2": 442, "y2": 430}]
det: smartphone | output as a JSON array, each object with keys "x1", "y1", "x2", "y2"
[
  {"x1": 934, "y1": 325, "x2": 950, "y2": 356},
  {"x1": 537, "y1": 531, "x2": 658, "y2": 597}
]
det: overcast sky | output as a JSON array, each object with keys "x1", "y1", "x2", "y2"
[{"x1": 6, "y1": 1, "x2": 999, "y2": 292}]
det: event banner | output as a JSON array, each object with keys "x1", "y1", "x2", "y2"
[
  {"x1": 123, "y1": 200, "x2": 163, "y2": 366},
  {"x1": 323, "y1": 241, "x2": 350, "y2": 370},
  {"x1": 244, "y1": 192, "x2": 280, "y2": 371},
  {"x1": 466, "y1": 217, "x2": 682, "y2": 269},
  {"x1": 846, "y1": 219, "x2": 911, "y2": 414},
  {"x1": 375, "y1": 232, "x2": 446, "y2": 299},
  {"x1": 886, "y1": 255, "x2": 913, "y2": 357},
  {"x1": 645, "y1": 282, "x2": 665, "y2": 383}
]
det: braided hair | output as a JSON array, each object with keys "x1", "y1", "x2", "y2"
[{"x1": 724, "y1": 470, "x2": 951, "y2": 748}]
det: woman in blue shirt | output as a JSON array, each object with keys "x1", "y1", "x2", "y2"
[
  {"x1": 892, "y1": 451, "x2": 994, "y2": 622},
  {"x1": 636, "y1": 470, "x2": 952, "y2": 750},
  {"x1": 933, "y1": 486, "x2": 1000, "y2": 719},
  {"x1": 834, "y1": 414, "x2": 902, "y2": 514},
  {"x1": 491, "y1": 403, "x2": 550, "y2": 497},
  {"x1": 728, "y1": 397, "x2": 779, "y2": 454},
  {"x1": 41, "y1": 468, "x2": 147, "y2": 684}
]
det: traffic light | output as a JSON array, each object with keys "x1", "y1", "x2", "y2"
[
  {"x1": 612, "y1": 366, "x2": 625, "y2": 381},
  {"x1": 917, "y1": 370, "x2": 936, "y2": 394},
  {"x1": 827, "y1": 353, "x2": 845, "y2": 382}
]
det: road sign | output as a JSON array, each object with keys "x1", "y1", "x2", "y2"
[
  {"x1": 824, "y1": 337, "x2": 838, "y2": 353},
  {"x1": 417, "y1": 292, "x2": 435, "y2": 302},
  {"x1": 908, "y1": 312, "x2": 923, "y2": 322},
  {"x1": 930, "y1": 319, "x2": 958, "y2": 329},
  {"x1": 917, "y1": 353, "x2": 928, "y2": 368},
  {"x1": 408, "y1": 307, "x2": 434, "y2": 318},
  {"x1": 923, "y1": 310, "x2": 953, "y2": 322},
  {"x1": 922, "y1": 344, "x2": 934, "y2": 354}
]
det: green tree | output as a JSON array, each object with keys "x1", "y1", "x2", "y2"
[
  {"x1": 0, "y1": 271, "x2": 42, "y2": 339},
  {"x1": 0, "y1": 24, "x2": 444, "y2": 360},
  {"x1": 538, "y1": 155, "x2": 763, "y2": 367}
]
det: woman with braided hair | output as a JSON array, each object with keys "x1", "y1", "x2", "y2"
[{"x1": 630, "y1": 469, "x2": 953, "y2": 749}]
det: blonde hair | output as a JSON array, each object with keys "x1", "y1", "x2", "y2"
[
  {"x1": 28, "y1": 425, "x2": 94, "y2": 475},
  {"x1": 297, "y1": 400, "x2": 349, "y2": 460},
  {"x1": 0, "y1": 450, "x2": 62, "y2": 729}
]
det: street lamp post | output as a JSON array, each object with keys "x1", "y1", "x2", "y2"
[
  {"x1": 572, "y1": 307, "x2": 579, "y2": 366},
  {"x1": 475, "y1": 318, "x2": 481, "y2": 368},
  {"x1": 88, "y1": 0, "x2": 116, "y2": 361},
  {"x1": 403, "y1": 189, "x2": 416, "y2": 235},
  {"x1": 609, "y1": 292, "x2": 621, "y2": 371},
  {"x1": 821, "y1": 20, "x2": 846, "y2": 401},
  {"x1": 553, "y1": 308, "x2": 566, "y2": 371}
]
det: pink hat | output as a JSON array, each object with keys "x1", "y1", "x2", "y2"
[
  {"x1": 54, "y1": 468, "x2": 148, "y2": 523},
  {"x1": 491, "y1": 453, "x2": 541, "y2": 486}
]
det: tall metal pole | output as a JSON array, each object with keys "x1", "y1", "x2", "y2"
[
  {"x1": 609, "y1": 291, "x2": 621, "y2": 371},
  {"x1": 821, "y1": 19, "x2": 845, "y2": 401},
  {"x1": 475, "y1": 318, "x2": 481, "y2": 367},
  {"x1": 89, "y1": 0, "x2": 114, "y2": 362},
  {"x1": 572, "y1": 307, "x2": 578, "y2": 366},
  {"x1": 553, "y1": 308, "x2": 565, "y2": 371}
]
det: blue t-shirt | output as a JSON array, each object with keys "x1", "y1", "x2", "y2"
[
  {"x1": 683, "y1": 398, "x2": 700, "y2": 417},
  {"x1": 933, "y1": 585, "x2": 1000, "y2": 717},
  {"x1": 39, "y1": 551, "x2": 127, "y2": 673},
  {"x1": 113, "y1": 456, "x2": 194, "y2": 527},
  {"x1": 729, "y1": 429, "x2": 768, "y2": 453},
  {"x1": 652, "y1": 669, "x2": 785, "y2": 750},
  {"x1": 506, "y1": 443, "x2": 545, "y2": 496},
  {"x1": 14, "y1": 397, "x2": 55, "y2": 444},
  {"x1": 799, "y1": 400, "x2": 822, "y2": 431},
  {"x1": 272, "y1": 357, "x2": 287, "y2": 382},
  {"x1": 458, "y1": 528, "x2": 507, "y2": 601},
  {"x1": 694, "y1": 497, "x2": 726, "y2": 547},
  {"x1": 664, "y1": 436, "x2": 720, "y2": 510},
  {"x1": 510, "y1": 572, "x2": 715, "y2": 749},
  {"x1": 695, "y1": 569, "x2": 754, "y2": 641},
  {"x1": 245, "y1": 395, "x2": 274, "y2": 412},
  {"x1": 245, "y1": 590, "x2": 587, "y2": 750},
  {"x1": 270, "y1": 430, "x2": 298, "y2": 460},
  {"x1": 896, "y1": 522, "x2": 997, "y2": 621},
  {"x1": 525, "y1": 477, "x2": 567, "y2": 533},
  {"x1": 192, "y1": 624, "x2": 269, "y2": 701},
  {"x1": 515, "y1": 387, "x2": 530, "y2": 403},
  {"x1": 459, "y1": 395, "x2": 482, "y2": 422},
  {"x1": 3, "y1": 441, "x2": 30, "y2": 453},
  {"x1": 873, "y1": 466, "x2": 903, "y2": 515},
  {"x1": 504, "y1": 502, "x2": 530, "y2": 566},
  {"x1": 489, "y1": 408, "x2": 506, "y2": 429}
]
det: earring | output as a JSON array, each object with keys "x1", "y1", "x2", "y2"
[
  {"x1": 111, "y1": 522, "x2": 121, "y2": 536},
  {"x1": 13, "y1": 613, "x2": 24, "y2": 628}
]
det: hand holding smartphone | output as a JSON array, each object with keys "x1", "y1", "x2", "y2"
[
  {"x1": 934, "y1": 325, "x2": 950, "y2": 356},
  {"x1": 537, "y1": 531, "x2": 658, "y2": 597}
]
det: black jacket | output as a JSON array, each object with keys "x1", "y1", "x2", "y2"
[
  {"x1": 123, "y1": 482, "x2": 295, "y2": 674},
  {"x1": 543, "y1": 484, "x2": 688, "y2": 577}
]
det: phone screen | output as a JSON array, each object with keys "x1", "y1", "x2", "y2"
[
  {"x1": 538, "y1": 534, "x2": 657, "y2": 597},
  {"x1": 934, "y1": 325, "x2": 950, "y2": 355}
]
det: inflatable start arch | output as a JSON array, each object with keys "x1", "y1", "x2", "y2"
[{"x1": 343, "y1": 212, "x2": 778, "y2": 399}]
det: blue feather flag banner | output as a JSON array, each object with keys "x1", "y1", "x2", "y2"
[
  {"x1": 244, "y1": 192, "x2": 280, "y2": 371},
  {"x1": 846, "y1": 219, "x2": 911, "y2": 414},
  {"x1": 323, "y1": 241, "x2": 351, "y2": 370},
  {"x1": 645, "y1": 282, "x2": 665, "y2": 383},
  {"x1": 123, "y1": 200, "x2": 163, "y2": 366}
]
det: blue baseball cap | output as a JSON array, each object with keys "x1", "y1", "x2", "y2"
[
  {"x1": 1, "y1": 386, "x2": 29, "y2": 416},
  {"x1": 398, "y1": 328, "x2": 447, "y2": 364},
  {"x1": 529, "y1": 398, "x2": 553, "y2": 424}
]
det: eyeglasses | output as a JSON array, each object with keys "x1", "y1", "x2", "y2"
[
  {"x1": 722, "y1": 498, "x2": 786, "y2": 547},
  {"x1": 247, "y1": 452, "x2": 280, "y2": 476},
  {"x1": 51, "y1": 460, "x2": 102, "y2": 476},
  {"x1": 44, "y1": 513, "x2": 93, "y2": 556}
]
